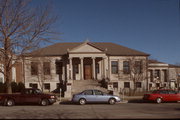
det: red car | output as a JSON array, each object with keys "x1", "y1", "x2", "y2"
[
  {"x1": 143, "y1": 89, "x2": 180, "y2": 103},
  {"x1": 0, "y1": 88, "x2": 57, "y2": 106}
]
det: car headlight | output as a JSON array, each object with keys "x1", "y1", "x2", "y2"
[
  {"x1": 50, "y1": 96, "x2": 55, "y2": 99},
  {"x1": 115, "y1": 96, "x2": 120, "y2": 100}
]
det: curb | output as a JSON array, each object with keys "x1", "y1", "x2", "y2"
[{"x1": 118, "y1": 100, "x2": 128, "y2": 103}]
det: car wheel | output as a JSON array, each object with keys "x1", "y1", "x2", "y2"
[
  {"x1": 79, "y1": 98, "x2": 86, "y2": 105},
  {"x1": 156, "y1": 98, "x2": 162, "y2": 104},
  {"x1": 109, "y1": 98, "x2": 116, "y2": 105},
  {"x1": 40, "y1": 99, "x2": 49, "y2": 106},
  {"x1": 6, "y1": 99, "x2": 15, "y2": 106}
]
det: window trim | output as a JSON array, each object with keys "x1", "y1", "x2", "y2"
[
  {"x1": 136, "y1": 82, "x2": 142, "y2": 88},
  {"x1": 31, "y1": 62, "x2": 38, "y2": 76},
  {"x1": 135, "y1": 61, "x2": 142, "y2": 74},
  {"x1": 123, "y1": 61, "x2": 130, "y2": 74},
  {"x1": 124, "y1": 82, "x2": 130, "y2": 88},
  {"x1": 111, "y1": 61, "x2": 118, "y2": 74},
  {"x1": 43, "y1": 62, "x2": 51, "y2": 75},
  {"x1": 44, "y1": 83, "x2": 50, "y2": 90}
]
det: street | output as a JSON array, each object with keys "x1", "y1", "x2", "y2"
[{"x1": 0, "y1": 102, "x2": 180, "y2": 119}]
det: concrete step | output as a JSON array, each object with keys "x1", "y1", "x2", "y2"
[{"x1": 72, "y1": 80, "x2": 108, "y2": 94}]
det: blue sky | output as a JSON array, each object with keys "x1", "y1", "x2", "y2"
[{"x1": 35, "y1": 0, "x2": 180, "y2": 65}]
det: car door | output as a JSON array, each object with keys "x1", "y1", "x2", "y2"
[
  {"x1": 168, "y1": 90, "x2": 178, "y2": 101},
  {"x1": 23, "y1": 89, "x2": 40, "y2": 104},
  {"x1": 83, "y1": 90, "x2": 95, "y2": 102},
  {"x1": 94, "y1": 90, "x2": 108, "y2": 102},
  {"x1": 159, "y1": 90, "x2": 169, "y2": 101}
]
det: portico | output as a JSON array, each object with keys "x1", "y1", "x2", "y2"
[
  {"x1": 68, "y1": 55, "x2": 107, "y2": 81},
  {"x1": 67, "y1": 41, "x2": 107, "y2": 81}
]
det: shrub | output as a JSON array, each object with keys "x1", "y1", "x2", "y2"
[
  {"x1": 17, "y1": 82, "x2": 25, "y2": 92},
  {"x1": 11, "y1": 82, "x2": 18, "y2": 93},
  {"x1": 0, "y1": 82, "x2": 6, "y2": 93},
  {"x1": 0, "y1": 82, "x2": 25, "y2": 93}
]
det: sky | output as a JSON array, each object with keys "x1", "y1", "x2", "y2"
[{"x1": 34, "y1": 0, "x2": 180, "y2": 65}]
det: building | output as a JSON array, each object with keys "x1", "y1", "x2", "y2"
[
  {"x1": 22, "y1": 41, "x2": 180, "y2": 97},
  {"x1": 148, "y1": 59, "x2": 180, "y2": 90},
  {"x1": 0, "y1": 61, "x2": 22, "y2": 84}
]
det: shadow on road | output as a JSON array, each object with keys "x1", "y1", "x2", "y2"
[
  {"x1": 59, "y1": 101, "x2": 75, "y2": 105},
  {"x1": 58, "y1": 101, "x2": 117, "y2": 105},
  {"x1": 127, "y1": 99, "x2": 144, "y2": 103},
  {"x1": 127, "y1": 99, "x2": 154, "y2": 103}
]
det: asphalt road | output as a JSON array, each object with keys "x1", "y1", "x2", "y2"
[{"x1": 0, "y1": 102, "x2": 180, "y2": 119}]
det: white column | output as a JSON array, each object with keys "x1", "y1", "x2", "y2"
[
  {"x1": 80, "y1": 57, "x2": 84, "y2": 80},
  {"x1": 12, "y1": 67, "x2": 16, "y2": 82},
  {"x1": 101, "y1": 58, "x2": 104, "y2": 79},
  {"x1": 69, "y1": 57, "x2": 73, "y2": 80},
  {"x1": 92, "y1": 57, "x2": 96, "y2": 80}
]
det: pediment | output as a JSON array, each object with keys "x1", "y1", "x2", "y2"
[{"x1": 69, "y1": 43, "x2": 103, "y2": 53}]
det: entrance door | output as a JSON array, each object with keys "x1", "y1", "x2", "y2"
[{"x1": 84, "y1": 65, "x2": 92, "y2": 80}]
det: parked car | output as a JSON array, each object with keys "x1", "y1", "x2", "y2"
[
  {"x1": 0, "y1": 88, "x2": 57, "y2": 106},
  {"x1": 72, "y1": 89, "x2": 121, "y2": 105},
  {"x1": 143, "y1": 89, "x2": 180, "y2": 103}
]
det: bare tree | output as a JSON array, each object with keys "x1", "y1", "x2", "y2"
[
  {"x1": 118, "y1": 57, "x2": 148, "y2": 95},
  {"x1": 25, "y1": 57, "x2": 53, "y2": 92},
  {"x1": 0, "y1": 0, "x2": 58, "y2": 93}
]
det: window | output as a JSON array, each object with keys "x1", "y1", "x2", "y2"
[
  {"x1": 56, "y1": 83, "x2": 60, "y2": 89},
  {"x1": 123, "y1": 61, "x2": 130, "y2": 74},
  {"x1": 113, "y1": 82, "x2": 118, "y2": 89},
  {"x1": 152, "y1": 90, "x2": 159, "y2": 94},
  {"x1": 156, "y1": 83, "x2": 160, "y2": 88},
  {"x1": 29, "y1": 83, "x2": 38, "y2": 89},
  {"x1": 94, "y1": 90, "x2": 103, "y2": 95},
  {"x1": 150, "y1": 70, "x2": 153, "y2": 82},
  {"x1": 136, "y1": 82, "x2": 141, "y2": 88},
  {"x1": 149, "y1": 83, "x2": 152, "y2": 88},
  {"x1": 135, "y1": 61, "x2": 142, "y2": 74},
  {"x1": 163, "y1": 70, "x2": 167, "y2": 82},
  {"x1": 56, "y1": 61, "x2": 63, "y2": 74},
  {"x1": 31, "y1": 62, "x2": 38, "y2": 75},
  {"x1": 111, "y1": 61, "x2": 118, "y2": 74},
  {"x1": 124, "y1": 82, "x2": 130, "y2": 88},
  {"x1": 175, "y1": 83, "x2": 178, "y2": 88},
  {"x1": 43, "y1": 62, "x2": 51, "y2": 75},
  {"x1": 84, "y1": 90, "x2": 93, "y2": 95},
  {"x1": 95, "y1": 63, "x2": 99, "y2": 74},
  {"x1": 154, "y1": 70, "x2": 160, "y2": 79},
  {"x1": 73, "y1": 64, "x2": 79, "y2": 74},
  {"x1": 44, "y1": 83, "x2": 50, "y2": 90},
  {"x1": 168, "y1": 90, "x2": 176, "y2": 94},
  {"x1": 159, "y1": 90, "x2": 168, "y2": 94},
  {"x1": 0, "y1": 77, "x2": 3, "y2": 83}
]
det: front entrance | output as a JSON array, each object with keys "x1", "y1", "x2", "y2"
[{"x1": 84, "y1": 64, "x2": 92, "y2": 80}]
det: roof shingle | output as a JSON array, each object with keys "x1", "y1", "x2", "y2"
[{"x1": 27, "y1": 42, "x2": 150, "y2": 56}]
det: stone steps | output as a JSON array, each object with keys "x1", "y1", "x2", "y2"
[{"x1": 72, "y1": 80, "x2": 108, "y2": 94}]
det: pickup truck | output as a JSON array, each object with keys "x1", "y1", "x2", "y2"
[{"x1": 0, "y1": 88, "x2": 57, "y2": 106}]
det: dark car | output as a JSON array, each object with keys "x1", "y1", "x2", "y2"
[
  {"x1": 143, "y1": 89, "x2": 180, "y2": 103},
  {"x1": 0, "y1": 88, "x2": 57, "y2": 106},
  {"x1": 72, "y1": 89, "x2": 121, "y2": 105}
]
